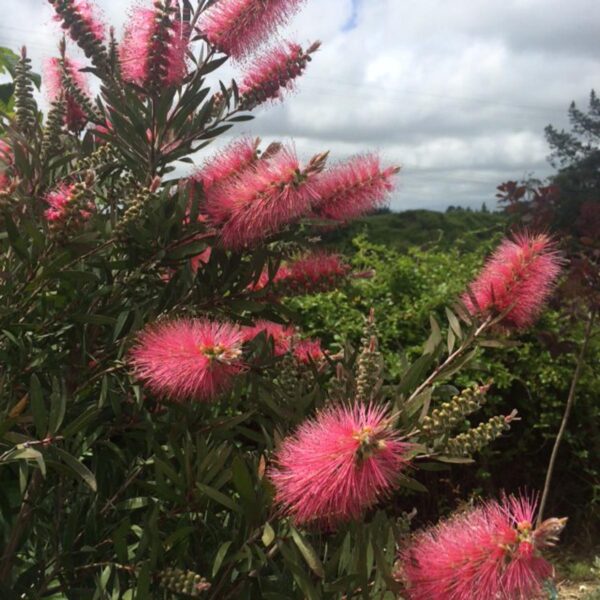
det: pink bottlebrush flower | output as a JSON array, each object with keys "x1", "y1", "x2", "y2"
[
  {"x1": 193, "y1": 137, "x2": 260, "y2": 198},
  {"x1": 0, "y1": 139, "x2": 13, "y2": 165},
  {"x1": 199, "y1": 0, "x2": 305, "y2": 59},
  {"x1": 130, "y1": 319, "x2": 245, "y2": 402},
  {"x1": 250, "y1": 252, "x2": 352, "y2": 296},
  {"x1": 44, "y1": 182, "x2": 92, "y2": 222},
  {"x1": 243, "y1": 320, "x2": 295, "y2": 356},
  {"x1": 399, "y1": 494, "x2": 565, "y2": 600},
  {"x1": 44, "y1": 57, "x2": 91, "y2": 131},
  {"x1": 293, "y1": 338, "x2": 324, "y2": 364},
  {"x1": 54, "y1": 0, "x2": 106, "y2": 43},
  {"x1": 0, "y1": 172, "x2": 11, "y2": 192},
  {"x1": 120, "y1": 2, "x2": 190, "y2": 89},
  {"x1": 462, "y1": 232, "x2": 562, "y2": 328},
  {"x1": 206, "y1": 146, "x2": 319, "y2": 250},
  {"x1": 238, "y1": 41, "x2": 320, "y2": 110},
  {"x1": 270, "y1": 403, "x2": 410, "y2": 527},
  {"x1": 312, "y1": 155, "x2": 400, "y2": 221},
  {"x1": 0, "y1": 139, "x2": 13, "y2": 192}
]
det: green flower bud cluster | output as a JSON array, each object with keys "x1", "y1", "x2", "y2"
[
  {"x1": 50, "y1": 179, "x2": 94, "y2": 235},
  {"x1": 14, "y1": 49, "x2": 38, "y2": 132},
  {"x1": 115, "y1": 187, "x2": 155, "y2": 239},
  {"x1": 157, "y1": 567, "x2": 210, "y2": 597},
  {"x1": 421, "y1": 382, "x2": 491, "y2": 438},
  {"x1": 75, "y1": 144, "x2": 119, "y2": 175},
  {"x1": 442, "y1": 414, "x2": 513, "y2": 457},
  {"x1": 59, "y1": 62, "x2": 99, "y2": 124},
  {"x1": 41, "y1": 99, "x2": 67, "y2": 160},
  {"x1": 276, "y1": 353, "x2": 301, "y2": 398},
  {"x1": 355, "y1": 312, "x2": 382, "y2": 403}
]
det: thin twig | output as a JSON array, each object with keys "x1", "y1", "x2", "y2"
[
  {"x1": 406, "y1": 315, "x2": 493, "y2": 405},
  {"x1": 537, "y1": 309, "x2": 596, "y2": 525}
]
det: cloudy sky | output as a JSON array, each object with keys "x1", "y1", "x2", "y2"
[{"x1": 1, "y1": 0, "x2": 599, "y2": 211}]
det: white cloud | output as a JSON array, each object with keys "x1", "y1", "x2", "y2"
[{"x1": 1, "y1": 0, "x2": 599, "y2": 210}]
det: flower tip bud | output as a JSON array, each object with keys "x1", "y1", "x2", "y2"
[{"x1": 307, "y1": 40, "x2": 322, "y2": 54}]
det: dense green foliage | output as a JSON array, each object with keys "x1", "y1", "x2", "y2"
[{"x1": 290, "y1": 223, "x2": 600, "y2": 545}]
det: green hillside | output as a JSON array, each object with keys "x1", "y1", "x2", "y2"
[{"x1": 322, "y1": 208, "x2": 506, "y2": 253}]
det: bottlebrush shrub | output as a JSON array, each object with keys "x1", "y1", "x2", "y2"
[{"x1": 0, "y1": 0, "x2": 564, "y2": 597}]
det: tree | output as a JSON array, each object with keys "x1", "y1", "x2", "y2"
[{"x1": 497, "y1": 90, "x2": 600, "y2": 526}]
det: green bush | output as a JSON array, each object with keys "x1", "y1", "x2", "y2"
[{"x1": 290, "y1": 234, "x2": 600, "y2": 543}]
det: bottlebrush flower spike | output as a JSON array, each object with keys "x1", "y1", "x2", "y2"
[
  {"x1": 44, "y1": 57, "x2": 91, "y2": 131},
  {"x1": 293, "y1": 338, "x2": 324, "y2": 364},
  {"x1": 243, "y1": 320, "x2": 295, "y2": 356},
  {"x1": 312, "y1": 155, "x2": 400, "y2": 221},
  {"x1": 44, "y1": 182, "x2": 92, "y2": 222},
  {"x1": 193, "y1": 137, "x2": 260, "y2": 198},
  {"x1": 270, "y1": 403, "x2": 409, "y2": 527},
  {"x1": 199, "y1": 0, "x2": 305, "y2": 59},
  {"x1": 250, "y1": 252, "x2": 352, "y2": 296},
  {"x1": 120, "y1": 1, "x2": 190, "y2": 89},
  {"x1": 462, "y1": 232, "x2": 562, "y2": 328},
  {"x1": 205, "y1": 146, "x2": 322, "y2": 250},
  {"x1": 51, "y1": 0, "x2": 106, "y2": 42},
  {"x1": 399, "y1": 494, "x2": 565, "y2": 600},
  {"x1": 130, "y1": 319, "x2": 245, "y2": 402},
  {"x1": 239, "y1": 41, "x2": 320, "y2": 110}
]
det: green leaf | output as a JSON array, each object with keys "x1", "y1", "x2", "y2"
[
  {"x1": 397, "y1": 474, "x2": 428, "y2": 493},
  {"x1": 48, "y1": 380, "x2": 67, "y2": 435},
  {"x1": 30, "y1": 375, "x2": 47, "y2": 438},
  {"x1": 196, "y1": 482, "x2": 241, "y2": 513},
  {"x1": 290, "y1": 527, "x2": 325, "y2": 578},
  {"x1": 436, "y1": 348, "x2": 478, "y2": 380},
  {"x1": 212, "y1": 541, "x2": 232, "y2": 577},
  {"x1": 5, "y1": 447, "x2": 46, "y2": 476},
  {"x1": 232, "y1": 455, "x2": 254, "y2": 505},
  {"x1": 445, "y1": 307, "x2": 463, "y2": 339},
  {"x1": 423, "y1": 315, "x2": 442, "y2": 355},
  {"x1": 62, "y1": 406, "x2": 99, "y2": 438},
  {"x1": 436, "y1": 455, "x2": 475, "y2": 464},
  {"x1": 262, "y1": 522, "x2": 275, "y2": 547},
  {"x1": 53, "y1": 447, "x2": 97, "y2": 492},
  {"x1": 113, "y1": 310, "x2": 131, "y2": 341}
]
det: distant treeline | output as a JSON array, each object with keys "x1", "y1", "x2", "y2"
[{"x1": 322, "y1": 207, "x2": 506, "y2": 253}]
